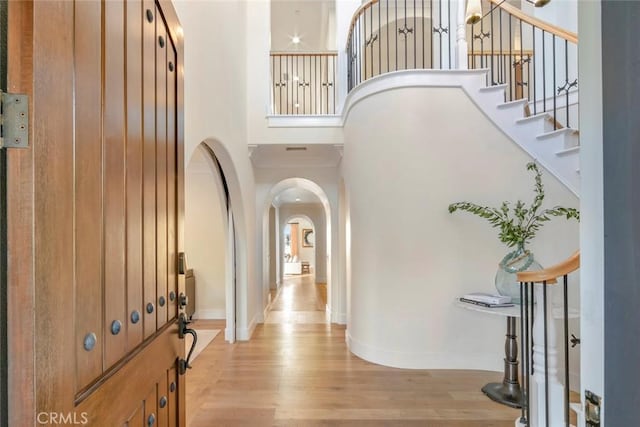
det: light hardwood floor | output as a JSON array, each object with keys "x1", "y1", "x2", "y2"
[{"x1": 186, "y1": 275, "x2": 519, "y2": 426}]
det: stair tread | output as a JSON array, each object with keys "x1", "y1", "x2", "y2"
[
  {"x1": 516, "y1": 112, "x2": 552, "y2": 124},
  {"x1": 556, "y1": 146, "x2": 580, "y2": 156},
  {"x1": 537, "y1": 127, "x2": 579, "y2": 141},
  {"x1": 479, "y1": 84, "x2": 508, "y2": 92},
  {"x1": 497, "y1": 99, "x2": 528, "y2": 109}
]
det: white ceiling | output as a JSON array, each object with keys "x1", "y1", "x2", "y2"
[
  {"x1": 274, "y1": 187, "x2": 322, "y2": 205},
  {"x1": 250, "y1": 144, "x2": 342, "y2": 168},
  {"x1": 270, "y1": 0, "x2": 335, "y2": 52}
]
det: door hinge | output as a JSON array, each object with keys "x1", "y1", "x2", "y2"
[{"x1": 0, "y1": 91, "x2": 29, "y2": 149}]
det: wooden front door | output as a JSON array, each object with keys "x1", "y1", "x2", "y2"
[{"x1": 7, "y1": 1, "x2": 186, "y2": 425}]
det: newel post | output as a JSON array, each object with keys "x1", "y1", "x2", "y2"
[{"x1": 456, "y1": 0, "x2": 468, "y2": 69}]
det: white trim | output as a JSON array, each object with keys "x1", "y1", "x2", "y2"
[
  {"x1": 346, "y1": 331, "x2": 502, "y2": 371},
  {"x1": 267, "y1": 115, "x2": 342, "y2": 128},
  {"x1": 193, "y1": 309, "x2": 226, "y2": 320},
  {"x1": 236, "y1": 313, "x2": 259, "y2": 341}
]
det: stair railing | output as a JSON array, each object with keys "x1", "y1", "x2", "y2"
[
  {"x1": 468, "y1": 0, "x2": 578, "y2": 129},
  {"x1": 270, "y1": 52, "x2": 337, "y2": 115},
  {"x1": 517, "y1": 251, "x2": 580, "y2": 427},
  {"x1": 346, "y1": 0, "x2": 456, "y2": 92}
]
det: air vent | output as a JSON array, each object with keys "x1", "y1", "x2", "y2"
[{"x1": 285, "y1": 146, "x2": 307, "y2": 151}]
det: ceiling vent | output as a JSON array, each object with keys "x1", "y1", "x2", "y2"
[{"x1": 285, "y1": 146, "x2": 307, "y2": 151}]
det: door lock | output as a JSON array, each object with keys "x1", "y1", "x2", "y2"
[
  {"x1": 178, "y1": 313, "x2": 197, "y2": 375},
  {"x1": 178, "y1": 292, "x2": 188, "y2": 309}
]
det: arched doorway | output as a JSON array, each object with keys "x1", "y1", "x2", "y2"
[
  {"x1": 262, "y1": 178, "x2": 333, "y2": 322},
  {"x1": 186, "y1": 140, "x2": 247, "y2": 342}
]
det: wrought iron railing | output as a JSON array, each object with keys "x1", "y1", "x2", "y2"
[
  {"x1": 346, "y1": 0, "x2": 455, "y2": 92},
  {"x1": 468, "y1": 0, "x2": 578, "y2": 129},
  {"x1": 270, "y1": 52, "x2": 337, "y2": 115},
  {"x1": 518, "y1": 251, "x2": 580, "y2": 427}
]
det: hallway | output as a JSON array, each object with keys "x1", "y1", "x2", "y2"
[{"x1": 186, "y1": 275, "x2": 519, "y2": 426}]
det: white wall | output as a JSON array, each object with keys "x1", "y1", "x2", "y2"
[
  {"x1": 269, "y1": 207, "x2": 277, "y2": 289},
  {"x1": 343, "y1": 86, "x2": 579, "y2": 370},
  {"x1": 521, "y1": 0, "x2": 578, "y2": 34},
  {"x1": 186, "y1": 149, "x2": 226, "y2": 319},
  {"x1": 174, "y1": 0, "x2": 259, "y2": 340}
]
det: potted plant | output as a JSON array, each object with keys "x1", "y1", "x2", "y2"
[{"x1": 448, "y1": 162, "x2": 579, "y2": 302}]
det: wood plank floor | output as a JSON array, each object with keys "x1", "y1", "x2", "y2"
[{"x1": 186, "y1": 275, "x2": 520, "y2": 426}]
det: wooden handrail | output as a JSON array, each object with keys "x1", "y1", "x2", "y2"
[
  {"x1": 347, "y1": 0, "x2": 380, "y2": 43},
  {"x1": 486, "y1": 0, "x2": 578, "y2": 44},
  {"x1": 346, "y1": 0, "x2": 578, "y2": 48},
  {"x1": 517, "y1": 251, "x2": 580, "y2": 284}
]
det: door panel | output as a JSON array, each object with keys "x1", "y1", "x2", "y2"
[
  {"x1": 143, "y1": 0, "x2": 158, "y2": 340},
  {"x1": 74, "y1": 0, "x2": 104, "y2": 392},
  {"x1": 156, "y1": 5, "x2": 168, "y2": 328},
  {"x1": 7, "y1": 0, "x2": 185, "y2": 424},
  {"x1": 104, "y1": 0, "x2": 128, "y2": 369},
  {"x1": 126, "y1": 0, "x2": 145, "y2": 351}
]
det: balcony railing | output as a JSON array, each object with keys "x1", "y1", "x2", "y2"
[
  {"x1": 270, "y1": 52, "x2": 337, "y2": 115},
  {"x1": 346, "y1": 0, "x2": 455, "y2": 92},
  {"x1": 468, "y1": 0, "x2": 578, "y2": 129}
]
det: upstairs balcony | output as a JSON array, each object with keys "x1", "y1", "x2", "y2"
[{"x1": 269, "y1": 0, "x2": 578, "y2": 131}]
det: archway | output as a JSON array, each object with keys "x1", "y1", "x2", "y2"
[
  {"x1": 186, "y1": 139, "x2": 248, "y2": 342},
  {"x1": 262, "y1": 178, "x2": 332, "y2": 320}
]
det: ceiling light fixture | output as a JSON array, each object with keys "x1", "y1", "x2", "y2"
[
  {"x1": 292, "y1": 35, "x2": 301, "y2": 44},
  {"x1": 295, "y1": 198, "x2": 301, "y2": 202}
]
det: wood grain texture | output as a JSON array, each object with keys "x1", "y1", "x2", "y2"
[
  {"x1": 142, "y1": 0, "x2": 157, "y2": 339},
  {"x1": 155, "y1": 6, "x2": 168, "y2": 328},
  {"x1": 6, "y1": 1, "x2": 35, "y2": 424},
  {"x1": 32, "y1": 0, "x2": 75, "y2": 415},
  {"x1": 167, "y1": 39, "x2": 178, "y2": 323},
  {"x1": 126, "y1": 0, "x2": 145, "y2": 352},
  {"x1": 75, "y1": 326, "x2": 180, "y2": 425},
  {"x1": 74, "y1": 0, "x2": 104, "y2": 391},
  {"x1": 188, "y1": 278, "x2": 520, "y2": 426}
]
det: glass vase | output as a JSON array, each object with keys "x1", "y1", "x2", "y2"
[{"x1": 495, "y1": 244, "x2": 542, "y2": 304}]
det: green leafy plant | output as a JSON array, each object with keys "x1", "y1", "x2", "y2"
[{"x1": 448, "y1": 162, "x2": 579, "y2": 248}]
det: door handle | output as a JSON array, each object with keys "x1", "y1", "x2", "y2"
[{"x1": 178, "y1": 313, "x2": 197, "y2": 375}]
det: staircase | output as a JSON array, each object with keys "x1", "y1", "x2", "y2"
[{"x1": 468, "y1": 78, "x2": 580, "y2": 196}]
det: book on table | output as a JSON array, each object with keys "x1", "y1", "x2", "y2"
[
  {"x1": 459, "y1": 297, "x2": 515, "y2": 308},
  {"x1": 461, "y1": 292, "x2": 512, "y2": 304}
]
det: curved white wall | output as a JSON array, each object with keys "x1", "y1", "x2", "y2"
[{"x1": 343, "y1": 86, "x2": 579, "y2": 370}]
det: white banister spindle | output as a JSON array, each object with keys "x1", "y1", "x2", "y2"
[
  {"x1": 518, "y1": 285, "x2": 567, "y2": 427},
  {"x1": 456, "y1": 0, "x2": 468, "y2": 69}
]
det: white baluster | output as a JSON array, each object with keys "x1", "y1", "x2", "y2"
[
  {"x1": 530, "y1": 284, "x2": 565, "y2": 427},
  {"x1": 456, "y1": 0, "x2": 468, "y2": 69}
]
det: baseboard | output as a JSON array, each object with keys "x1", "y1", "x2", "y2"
[
  {"x1": 346, "y1": 331, "x2": 502, "y2": 371},
  {"x1": 236, "y1": 313, "x2": 258, "y2": 341},
  {"x1": 193, "y1": 309, "x2": 225, "y2": 320}
]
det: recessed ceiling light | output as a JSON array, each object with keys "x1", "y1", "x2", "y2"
[
  {"x1": 292, "y1": 35, "x2": 301, "y2": 44},
  {"x1": 295, "y1": 198, "x2": 301, "y2": 202},
  {"x1": 293, "y1": 76, "x2": 299, "y2": 81},
  {"x1": 294, "y1": 103, "x2": 300, "y2": 108}
]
